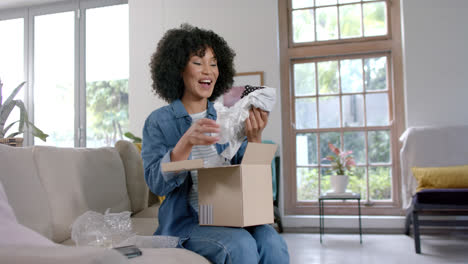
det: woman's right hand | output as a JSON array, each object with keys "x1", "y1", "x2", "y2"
[
  {"x1": 183, "y1": 118, "x2": 220, "y2": 146},
  {"x1": 171, "y1": 118, "x2": 220, "y2": 161}
]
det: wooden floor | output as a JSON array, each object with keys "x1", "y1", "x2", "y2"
[{"x1": 281, "y1": 232, "x2": 468, "y2": 264}]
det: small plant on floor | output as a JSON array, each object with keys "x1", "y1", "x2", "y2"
[{"x1": 0, "y1": 79, "x2": 48, "y2": 142}]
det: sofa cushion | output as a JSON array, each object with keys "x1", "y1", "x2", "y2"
[
  {"x1": 115, "y1": 140, "x2": 148, "y2": 213},
  {"x1": 0, "y1": 246, "x2": 128, "y2": 264},
  {"x1": 414, "y1": 188, "x2": 468, "y2": 205},
  {"x1": 131, "y1": 217, "x2": 159, "y2": 236},
  {"x1": 132, "y1": 203, "x2": 159, "y2": 219},
  {"x1": 0, "y1": 181, "x2": 56, "y2": 247},
  {"x1": 33, "y1": 146, "x2": 131, "y2": 243},
  {"x1": 412, "y1": 164, "x2": 468, "y2": 191},
  {"x1": 0, "y1": 144, "x2": 53, "y2": 239}
]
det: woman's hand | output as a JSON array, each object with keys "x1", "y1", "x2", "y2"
[
  {"x1": 245, "y1": 107, "x2": 269, "y2": 143},
  {"x1": 171, "y1": 118, "x2": 220, "y2": 161},
  {"x1": 184, "y1": 118, "x2": 220, "y2": 146}
]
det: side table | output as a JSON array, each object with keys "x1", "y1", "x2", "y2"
[{"x1": 319, "y1": 193, "x2": 362, "y2": 244}]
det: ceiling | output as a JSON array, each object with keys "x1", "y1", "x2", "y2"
[{"x1": 0, "y1": 0, "x2": 69, "y2": 10}]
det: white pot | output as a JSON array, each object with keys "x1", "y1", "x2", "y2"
[{"x1": 330, "y1": 175, "x2": 349, "y2": 193}]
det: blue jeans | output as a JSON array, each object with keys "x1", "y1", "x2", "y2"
[{"x1": 182, "y1": 224, "x2": 289, "y2": 264}]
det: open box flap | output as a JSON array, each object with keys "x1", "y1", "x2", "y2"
[
  {"x1": 161, "y1": 159, "x2": 204, "y2": 172},
  {"x1": 241, "y1": 143, "x2": 277, "y2": 165},
  {"x1": 161, "y1": 143, "x2": 277, "y2": 172}
]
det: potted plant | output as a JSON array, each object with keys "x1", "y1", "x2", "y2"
[
  {"x1": 124, "y1": 131, "x2": 142, "y2": 151},
  {"x1": 323, "y1": 142, "x2": 356, "y2": 193},
  {"x1": 0, "y1": 79, "x2": 48, "y2": 146}
]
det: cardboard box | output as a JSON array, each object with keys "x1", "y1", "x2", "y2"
[{"x1": 161, "y1": 143, "x2": 277, "y2": 227}]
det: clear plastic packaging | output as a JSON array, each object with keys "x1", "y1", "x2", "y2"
[
  {"x1": 130, "y1": 235, "x2": 180, "y2": 248},
  {"x1": 214, "y1": 87, "x2": 276, "y2": 161},
  {"x1": 71, "y1": 210, "x2": 180, "y2": 249},
  {"x1": 71, "y1": 209, "x2": 134, "y2": 248}
]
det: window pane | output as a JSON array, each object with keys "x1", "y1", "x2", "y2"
[
  {"x1": 319, "y1": 96, "x2": 340, "y2": 128},
  {"x1": 369, "y1": 166, "x2": 392, "y2": 200},
  {"x1": 297, "y1": 167, "x2": 319, "y2": 201},
  {"x1": 296, "y1": 133, "x2": 318, "y2": 166},
  {"x1": 320, "y1": 167, "x2": 331, "y2": 194},
  {"x1": 339, "y1": 4, "x2": 362, "y2": 39},
  {"x1": 295, "y1": 98, "x2": 317, "y2": 129},
  {"x1": 320, "y1": 132, "x2": 340, "y2": 165},
  {"x1": 363, "y1": 1, "x2": 387, "y2": 37},
  {"x1": 293, "y1": 9, "x2": 315, "y2": 43},
  {"x1": 364, "y1": 56, "x2": 387, "y2": 91},
  {"x1": 343, "y1": 131, "x2": 365, "y2": 164},
  {"x1": 366, "y1": 93, "x2": 389, "y2": 126},
  {"x1": 368, "y1": 130, "x2": 391, "y2": 164},
  {"x1": 318, "y1": 60, "x2": 338, "y2": 94},
  {"x1": 292, "y1": 0, "x2": 314, "y2": 9},
  {"x1": 316, "y1": 0, "x2": 337, "y2": 6},
  {"x1": 294, "y1": 62, "x2": 316, "y2": 96},
  {"x1": 34, "y1": 12, "x2": 74, "y2": 147},
  {"x1": 348, "y1": 166, "x2": 366, "y2": 197},
  {"x1": 338, "y1": 0, "x2": 360, "y2": 3},
  {"x1": 316, "y1": 6, "x2": 338, "y2": 41},
  {"x1": 86, "y1": 4, "x2": 129, "y2": 147},
  {"x1": 0, "y1": 18, "x2": 24, "y2": 138},
  {"x1": 340, "y1": 59, "x2": 363, "y2": 93},
  {"x1": 342, "y1": 94, "x2": 364, "y2": 127}
]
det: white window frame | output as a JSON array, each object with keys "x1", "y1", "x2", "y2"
[
  {"x1": 278, "y1": 0, "x2": 406, "y2": 215},
  {"x1": 0, "y1": 0, "x2": 128, "y2": 147}
]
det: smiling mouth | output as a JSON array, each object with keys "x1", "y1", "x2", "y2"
[{"x1": 199, "y1": 79, "x2": 212, "y2": 88}]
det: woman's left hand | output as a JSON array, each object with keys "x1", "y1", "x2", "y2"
[{"x1": 245, "y1": 107, "x2": 269, "y2": 143}]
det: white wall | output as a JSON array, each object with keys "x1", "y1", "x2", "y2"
[
  {"x1": 401, "y1": 0, "x2": 468, "y2": 127},
  {"x1": 128, "y1": 0, "x2": 282, "y2": 147}
]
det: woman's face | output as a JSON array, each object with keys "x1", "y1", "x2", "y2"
[{"x1": 181, "y1": 47, "x2": 219, "y2": 102}]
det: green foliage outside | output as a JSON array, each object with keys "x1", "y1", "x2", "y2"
[
  {"x1": 363, "y1": 2, "x2": 386, "y2": 36},
  {"x1": 298, "y1": 165, "x2": 391, "y2": 201},
  {"x1": 297, "y1": 130, "x2": 392, "y2": 201},
  {"x1": 316, "y1": 6, "x2": 338, "y2": 40},
  {"x1": 365, "y1": 57, "x2": 387, "y2": 91},
  {"x1": 318, "y1": 61, "x2": 338, "y2": 94},
  {"x1": 86, "y1": 79, "x2": 128, "y2": 146}
]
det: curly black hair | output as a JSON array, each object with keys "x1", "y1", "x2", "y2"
[{"x1": 149, "y1": 24, "x2": 236, "y2": 103}]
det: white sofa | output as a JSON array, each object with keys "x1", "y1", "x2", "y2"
[
  {"x1": 0, "y1": 140, "x2": 209, "y2": 263},
  {"x1": 399, "y1": 125, "x2": 468, "y2": 209}
]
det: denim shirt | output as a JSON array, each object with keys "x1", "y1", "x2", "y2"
[{"x1": 141, "y1": 99, "x2": 248, "y2": 243}]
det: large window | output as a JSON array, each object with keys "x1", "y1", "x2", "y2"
[
  {"x1": 279, "y1": 0, "x2": 405, "y2": 215},
  {"x1": 0, "y1": 0, "x2": 128, "y2": 147},
  {"x1": 34, "y1": 11, "x2": 75, "y2": 147},
  {"x1": 0, "y1": 17, "x2": 24, "y2": 139},
  {"x1": 86, "y1": 4, "x2": 129, "y2": 147}
]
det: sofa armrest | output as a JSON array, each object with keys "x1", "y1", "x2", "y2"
[
  {"x1": 115, "y1": 140, "x2": 149, "y2": 213},
  {"x1": 0, "y1": 245, "x2": 128, "y2": 264}
]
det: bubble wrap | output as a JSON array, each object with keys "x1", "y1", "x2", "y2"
[
  {"x1": 71, "y1": 209, "x2": 135, "y2": 248},
  {"x1": 214, "y1": 86, "x2": 276, "y2": 161},
  {"x1": 131, "y1": 235, "x2": 180, "y2": 248}
]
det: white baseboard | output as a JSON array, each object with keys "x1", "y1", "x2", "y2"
[{"x1": 283, "y1": 215, "x2": 406, "y2": 229}]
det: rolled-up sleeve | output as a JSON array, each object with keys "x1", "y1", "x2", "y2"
[{"x1": 141, "y1": 115, "x2": 188, "y2": 196}]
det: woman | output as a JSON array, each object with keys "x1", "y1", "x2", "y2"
[{"x1": 141, "y1": 24, "x2": 289, "y2": 264}]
